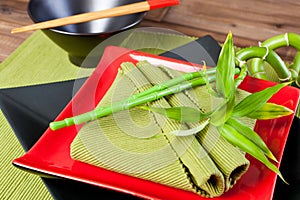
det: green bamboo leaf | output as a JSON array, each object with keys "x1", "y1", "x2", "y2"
[
  {"x1": 215, "y1": 32, "x2": 236, "y2": 99},
  {"x1": 210, "y1": 32, "x2": 236, "y2": 126},
  {"x1": 168, "y1": 119, "x2": 210, "y2": 136},
  {"x1": 232, "y1": 83, "x2": 287, "y2": 118},
  {"x1": 226, "y1": 117, "x2": 278, "y2": 162},
  {"x1": 219, "y1": 124, "x2": 287, "y2": 184},
  {"x1": 202, "y1": 62, "x2": 219, "y2": 97},
  {"x1": 210, "y1": 97, "x2": 234, "y2": 127},
  {"x1": 139, "y1": 106, "x2": 210, "y2": 123},
  {"x1": 246, "y1": 103, "x2": 293, "y2": 119}
]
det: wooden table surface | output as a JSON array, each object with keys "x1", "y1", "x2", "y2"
[{"x1": 1, "y1": 0, "x2": 300, "y2": 63}]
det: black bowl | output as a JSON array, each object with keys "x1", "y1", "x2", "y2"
[{"x1": 28, "y1": 0, "x2": 146, "y2": 67}]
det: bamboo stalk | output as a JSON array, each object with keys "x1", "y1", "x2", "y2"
[
  {"x1": 11, "y1": 0, "x2": 179, "y2": 33},
  {"x1": 49, "y1": 62, "x2": 242, "y2": 131},
  {"x1": 49, "y1": 75, "x2": 217, "y2": 131},
  {"x1": 236, "y1": 47, "x2": 291, "y2": 81}
]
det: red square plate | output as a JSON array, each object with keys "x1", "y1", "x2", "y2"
[{"x1": 13, "y1": 46, "x2": 300, "y2": 200}]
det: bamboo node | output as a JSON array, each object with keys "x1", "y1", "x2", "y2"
[
  {"x1": 295, "y1": 77, "x2": 300, "y2": 87},
  {"x1": 236, "y1": 58, "x2": 247, "y2": 68},
  {"x1": 289, "y1": 68, "x2": 298, "y2": 80},
  {"x1": 278, "y1": 71, "x2": 292, "y2": 82},
  {"x1": 284, "y1": 33, "x2": 290, "y2": 46},
  {"x1": 258, "y1": 41, "x2": 262, "y2": 47},
  {"x1": 262, "y1": 47, "x2": 269, "y2": 60}
]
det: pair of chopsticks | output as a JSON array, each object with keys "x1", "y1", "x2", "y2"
[{"x1": 11, "y1": 0, "x2": 180, "y2": 34}]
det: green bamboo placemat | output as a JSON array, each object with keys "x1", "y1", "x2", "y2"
[
  {"x1": 0, "y1": 30, "x2": 196, "y2": 89},
  {"x1": 0, "y1": 110, "x2": 52, "y2": 200},
  {"x1": 0, "y1": 30, "x2": 196, "y2": 199},
  {"x1": 0, "y1": 32, "x2": 93, "y2": 89}
]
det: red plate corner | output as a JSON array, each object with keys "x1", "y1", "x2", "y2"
[{"x1": 13, "y1": 46, "x2": 300, "y2": 200}]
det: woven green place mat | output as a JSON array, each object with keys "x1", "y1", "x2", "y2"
[
  {"x1": 0, "y1": 32, "x2": 93, "y2": 89},
  {"x1": 0, "y1": 30, "x2": 196, "y2": 89},
  {"x1": 0, "y1": 30, "x2": 196, "y2": 199},
  {"x1": 0, "y1": 110, "x2": 52, "y2": 200}
]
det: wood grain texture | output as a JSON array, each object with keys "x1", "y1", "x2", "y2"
[{"x1": 1, "y1": 0, "x2": 300, "y2": 62}]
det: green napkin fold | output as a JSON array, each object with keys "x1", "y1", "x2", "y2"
[
  {"x1": 140, "y1": 62, "x2": 252, "y2": 191},
  {"x1": 71, "y1": 61, "x2": 253, "y2": 197}
]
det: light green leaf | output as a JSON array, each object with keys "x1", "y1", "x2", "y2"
[
  {"x1": 202, "y1": 62, "x2": 219, "y2": 97},
  {"x1": 139, "y1": 106, "x2": 209, "y2": 123},
  {"x1": 219, "y1": 124, "x2": 287, "y2": 184},
  {"x1": 210, "y1": 98, "x2": 232, "y2": 127},
  {"x1": 169, "y1": 119, "x2": 210, "y2": 136},
  {"x1": 226, "y1": 117, "x2": 278, "y2": 162},
  {"x1": 215, "y1": 32, "x2": 236, "y2": 99},
  {"x1": 247, "y1": 103, "x2": 293, "y2": 119},
  {"x1": 212, "y1": 32, "x2": 236, "y2": 125},
  {"x1": 232, "y1": 83, "x2": 287, "y2": 118}
]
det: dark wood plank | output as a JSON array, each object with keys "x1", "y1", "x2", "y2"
[
  {"x1": 144, "y1": 8, "x2": 170, "y2": 22},
  {"x1": 143, "y1": 0, "x2": 300, "y2": 61},
  {"x1": 0, "y1": 0, "x2": 32, "y2": 62},
  {"x1": 161, "y1": 0, "x2": 300, "y2": 41}
]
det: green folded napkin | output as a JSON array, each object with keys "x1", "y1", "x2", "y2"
[
  {"x1": 140, "y1": 62, "x2": 252, "y2": 191},
  {"x1": 71, "y1": 61, "x2": 254, "y2": 197},
  {"x1": 0, "y1": 30, "x2": 196, "y2": 199}
]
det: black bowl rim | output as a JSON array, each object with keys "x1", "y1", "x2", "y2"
[{"x1": 27, "y1": 0, "x2": 146, "y2": 36}]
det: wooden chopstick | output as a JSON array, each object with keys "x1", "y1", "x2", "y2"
[{"x1": 11, "y1": 0, "x2": 180, "y2": 34}]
